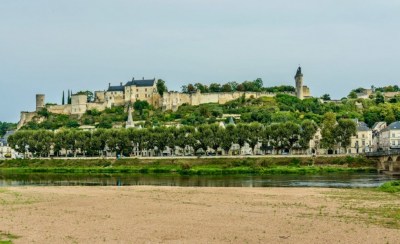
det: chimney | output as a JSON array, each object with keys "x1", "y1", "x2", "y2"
[
  {"x1": 142, "y1": 77, "x2": 144, "y2": 80},
  {"x1": 120, "y1": 82, "x2": 122, "y2": 86},
  {"x1": 109, "y1": 83, "x2": 111, "y2": 87},
  {"x1": 132, "y1": 77, "x2": 134, "y2": 81}
]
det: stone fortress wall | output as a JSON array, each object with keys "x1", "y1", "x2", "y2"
[
  {"x1": 18, "y1": 67, "x2": 311, "y2": 128},
  {"x1": 161, "y1": 90, "x2": 279, "y2": 111}
]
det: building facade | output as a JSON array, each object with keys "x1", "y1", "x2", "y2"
[
  {"x1": 349, "y1": 121, "x2": 373, "y2": 154},
  {"x1": 380, "y1": 121, "x2": 400, "y2": 151}
]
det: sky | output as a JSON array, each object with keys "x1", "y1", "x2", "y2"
[{"x1": 1, "y1": 0, "x2": 399, "y2": 122}]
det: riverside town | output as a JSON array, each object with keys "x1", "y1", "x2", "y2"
[{"x1": 1, "y1": 1, "x2": 400, "y2": 243}]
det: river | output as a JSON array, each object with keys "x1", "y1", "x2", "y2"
[{"x1": 0, "y1": 172, "x2": 398, "y2": 188}]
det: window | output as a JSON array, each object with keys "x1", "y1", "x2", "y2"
[
  {"x1": 136, "y1": 89, "x2": 139, "y2": 92},
  {"x1": 392, "y1": 133, "x2": 395, "y2": 137},
  {"x1": 145, "y1": 88, "x2": 147, "y2": 92},
  {"x1": 362, "y1": 141, "x2": 365, "y2": 146}
]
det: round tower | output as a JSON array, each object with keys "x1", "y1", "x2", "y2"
[
  {"x1": 36, "y1": 94, "x2": 45, "y2": 111},
  {"x1": 294, "y1": 66, "x2": 303, "y2": 100}
]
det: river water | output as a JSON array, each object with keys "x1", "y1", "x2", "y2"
[{"x1": 0, "y1": 172, "x2": 398, "y2": 188}]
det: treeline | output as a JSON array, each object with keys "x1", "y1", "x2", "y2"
[
  {"x1": 8, "y1": 113, "x2": 356, "y2": 158},
  {"x1": 181, "y1": 78, "x2": 295, "y2": 93},
  {"x1": 0, "y1": 122, "x2": 17, "y2": 137}
]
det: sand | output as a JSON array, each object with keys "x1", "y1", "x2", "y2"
[{"x1": 0, "y1": 186, "x2": 399, "y2": 243}]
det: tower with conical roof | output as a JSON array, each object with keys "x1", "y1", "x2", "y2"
[{"x1": 294, "y1": 66, "x2": 304, "y2": 100}]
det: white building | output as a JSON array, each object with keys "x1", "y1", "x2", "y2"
[
  {"x1": 349, "y1": 121, "x2": 373, "y2": 154},
  {"x1": 371, "y1": 122, "x2": 387, "y2": 151},
  {"x1": 380, "y1": 121, "x2": 400, "y2": 151},
  {"x1": 0, "y1": 131, "x2": 17, "y2": 159}
]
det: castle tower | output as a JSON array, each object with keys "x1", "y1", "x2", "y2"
[
  {"x1": 71, "y1": 94, "x2": 88, "y2": 115},
  {"x1": 294, "y1": 66, "x2": 304, "y2": 100},
  {"x1": 36, "y1": 94, "x2": 45, "y2": 111}
]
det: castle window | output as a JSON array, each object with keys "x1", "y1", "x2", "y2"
[{"x1": 136, "y1": 89, "x2": 139, "y2": 92}]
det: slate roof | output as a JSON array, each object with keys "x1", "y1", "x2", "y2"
[
  {"x1": 357, "y1": 122, "x2": 371, "y2": 132},
  {"x1": 107, "y1": 85, "x2": 124, "y2": 92},
  {"x1": 125, "y1": 79, "x2": 156, "y2": 87},
  {"x1": 381, "y1": 121, "x2": 400, "y2": 132}
]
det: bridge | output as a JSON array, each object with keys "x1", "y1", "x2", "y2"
[{"x1": 365, "y1": 149, "x2": 400, "y2": 174}]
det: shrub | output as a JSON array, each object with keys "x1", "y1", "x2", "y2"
[{"x1": 378, "y1": 181, "x2": 400, "y2": 193}]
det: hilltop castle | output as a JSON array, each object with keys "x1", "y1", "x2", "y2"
[{"x1": 17, "y1": 67, "x2": 311, "y2": 129}]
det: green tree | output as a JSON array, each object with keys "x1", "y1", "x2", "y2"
[
  {"x1": 156, "y1": 79, "x2": 168, "y2": 96},
  {"x1": 0, "y1": 121, "x2": 17, "y2": 137},
  {"x1": 195, "y1": 125, "x2": 214, "y2": 153},
  {"x1": 209, "y1": 83, "x2": 221, "y2": 93},
  {"x1": 220, "y1": 124, "x2": 236, "y2": 155},
  {"x1": 76, "y1": 90, "x2": 94, "y2": 102},
  {"x1": 221, "y1": 84, "x2": 232, "y2": 92},
  {"x1": 375, "y1": 92, "x2": 385, "y2": 105},
  {"x1": 299, "y1": 120, "x2": 318, "y2": 152},
  {"x1": 348, "y1": 91, "x2": 357, "y2": 99},
  {"x1": 321, "y1": 112, "x2": 337, "y2": 151},
  {"x1": 194, "y1": 83, "x2": 208, "y2": 93},
  {"x1": 334, "y1": 119, "x2": 356, "y2": 153},
  {"x1": 133, "y1": 100, "x2": 150, "y2": 115},
  {"x1": 247, "y1": 123, "x2": 263, "y2": 153},
  {"x1": 187, "y1": 84, "x2": 196, "y2": 93},
  {"x1": 321, "y1": 94, "x2": 331, "y2": 101}
]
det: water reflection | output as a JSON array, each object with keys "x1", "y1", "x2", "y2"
[{"x1": 0, "y1": 173, "x2": 398, "y2": 188}]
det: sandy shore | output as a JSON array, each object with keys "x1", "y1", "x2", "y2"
[{"x1": 0, "y1": 186, "x2": 399, "y2": 243}]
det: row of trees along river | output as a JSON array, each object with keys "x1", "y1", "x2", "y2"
[{"x1": 8, "y1": 113, "x2": 356, "y2": 157}]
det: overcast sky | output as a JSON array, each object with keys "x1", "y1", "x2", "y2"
[{"x1": 1, "y1": 0, "x2": 399, "y2": 122}]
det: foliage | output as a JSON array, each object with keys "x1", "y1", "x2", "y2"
[
  {"x1": 76, "y1": 90, "x2": 94, "y2": 102},
  {"x1": 180, "y1": 78, "x2": 293, "y2": 94},
  {"x1": 0, "y1": 122, "x2": 17, "y2": 137},
  {"x1": 321, "y1": 94, "x2": 331, "y2": 101},
  {"x1": 133, "y1": 100, "x2": 150, "y2": 115},
  {"x1": 378, "y1": 180, "x2": 400, "y2": 193},
  {"x1": 321, "y1": 112, "x2": 337, "y2": 150},
  {"x1": 0, "y1": 157, "x2": 376, "y2": 175},
  {"x1": 156, "y1": 79, "x2": 168, "y2": 96},
  {"x1": 375, "y1": 92, "x2": 385, "y2": 105},
  {"x1": 335, "y1": 119, "x2": 357, "y2": 151},
  {"x1": 348, "y1": 91, "x2": 358, "y2": 99},
  {"x1": 375, "y1": 85, "x2": 400, "y2": 93}
]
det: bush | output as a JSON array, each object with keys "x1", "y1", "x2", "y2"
[{"x1": 378, "y1": 181, "x2": 400, "y2": 193}]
